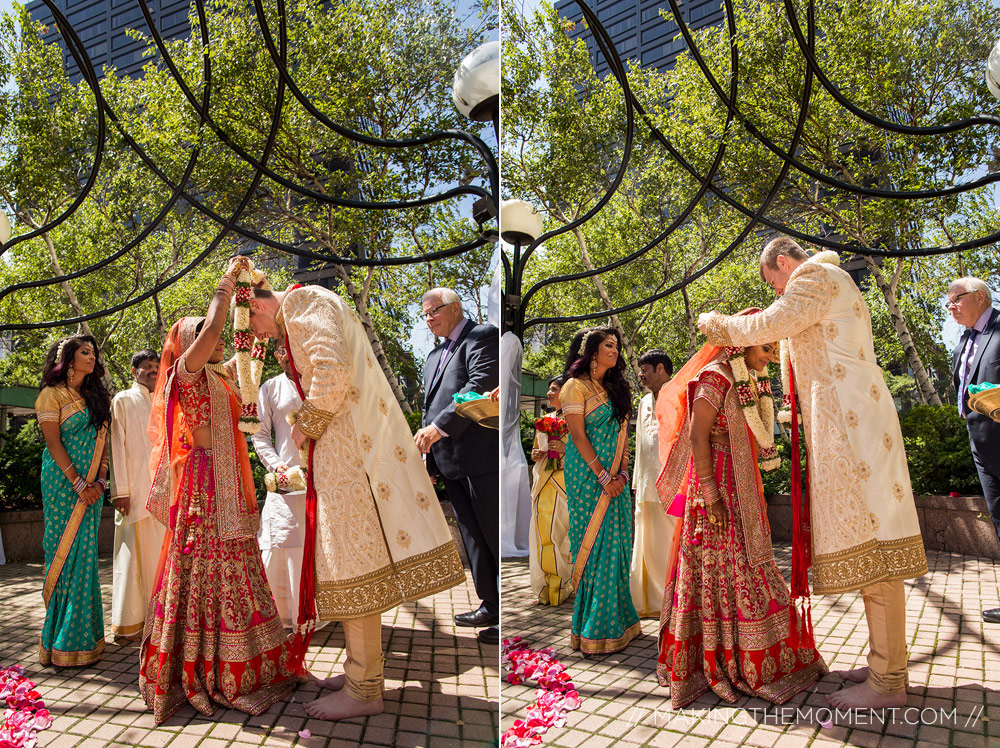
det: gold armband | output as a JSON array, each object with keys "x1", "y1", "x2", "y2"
[{"x1": 297, "y1": 399, "x2": 334, "y2": 440}]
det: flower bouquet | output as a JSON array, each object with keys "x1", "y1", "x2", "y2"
[{"x1": 534, "y1": 415, "x2": 567, "y2": 471}]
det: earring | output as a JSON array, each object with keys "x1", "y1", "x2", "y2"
[
  {"x1": 589, "y1": 359, "x2": 598, "y2": 375},
  {"x1": 67, "y1": 364, "x2": 75, "y2": 384}
]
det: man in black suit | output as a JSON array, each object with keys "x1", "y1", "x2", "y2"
[
  {"x1": 949, "y1": 277, "x2": 1000, "y2": 623},
  {"x1": 414, "y1": 288, "x2": 500, "y2": 644}
]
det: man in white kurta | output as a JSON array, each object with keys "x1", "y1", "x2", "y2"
[
  {"x1": 253, "y1": 345, "x2": 310, "y2": 628},
  {"x1": 110, "y1": 350, "x2": 167, "y2": 640},
  {"x1": 699, "y1": 238, "x2": 927, "y2": 710},
  {"x1": 247, "y1": 284, "x2": 466, "y2": 721},
  {"x1": 629, "y1": 350, "x2": 676, "y2": 618}
]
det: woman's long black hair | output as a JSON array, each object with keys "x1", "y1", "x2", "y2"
[
  {"x1": 40, "y1": 335, "x2": 112, "y2": 431},
  {"x1": 562, "y1": 327, "x2": 632, "y2": 423}
]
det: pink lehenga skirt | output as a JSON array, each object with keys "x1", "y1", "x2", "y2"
[
  {"x1": 657, "y1": 443, "x2": 828, "y2": 708},
  {"x1": 139, "y1": 448, "x2": 299, "y2": 724}
]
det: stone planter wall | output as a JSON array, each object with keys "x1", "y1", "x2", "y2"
[
  {"x1": 766, "y1": 493, "x2": 1000, "y2": 561},
  {"x1": 0, "y1": 502, "x2": 471, "y2": 569}
]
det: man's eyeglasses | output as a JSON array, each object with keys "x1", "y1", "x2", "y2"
[
  {"x1": 945, "y1": 291, "x2": 975, "y2": 309},
  {"x1": 419, "y1": 303, "x2": 452, "y2": 320}
]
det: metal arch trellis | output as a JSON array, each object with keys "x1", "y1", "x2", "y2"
[
  {"x1": 503, "y1": 0, "x2": 1000, "y2": 339},
  {"x1": 0, "y1": 0, "x2": 499, "y2": 333}
]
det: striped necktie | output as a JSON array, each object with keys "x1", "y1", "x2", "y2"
[{"x1": 959, "y1": 328, "x2": 979, "y2": 416}]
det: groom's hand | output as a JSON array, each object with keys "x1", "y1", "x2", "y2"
[
  {"x1": 291, "y1": 423, "x2": 308, "y2": 448},
  {"x1": 697, "y1": 313, "x2": 711, "y2": 335}
]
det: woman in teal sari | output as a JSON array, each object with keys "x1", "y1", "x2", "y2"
[
  {"x1": 560, "y1": 328, "x2": 640, "y2": 655},
  {"x1": 35, "y1": 335, "x2": 112, "y2": 667}
]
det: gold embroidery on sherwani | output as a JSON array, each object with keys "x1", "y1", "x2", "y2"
[
  {"x1": 394, "y1": 446, "x2": 407, "y2": 462},
  {"x1": 397, "y1": 530, "x2": 412, "y2": 549},
  {"x1": 297, "y1": 399, "x2": 335, "y2": 439},
  {"x1": 870, "y1": 513, "x2": 880, "y2": 532},
  {"x1": 893, "y1": 483, "x2": 905, "y2": 502},
  {"x1": 883, "y1": 432, "x2": 893, "y2": 451},
  {"x1": 416, "y1": 492, "x2": 431, "y2": 510},
  {"x1": 360, "y1": 434, "x2": 372, "y2": 451},
  {"x1": 812, "y1": 535, "x2": 926, "y2": 594},
  {"x1": 378, "y1": 398, "x2": 388, "y2": 416},
  {"x1": 703, "y1": 258, "x2": 927, "y2": 594},
  {"x1": 833, "y1": 362, "x2": 847, "y2": 380},
  {"x1": 857, "y1": 461, "x2": 871, "y2": 482},
  {"x1": 376, "y1": 482, "x2": 391, "y2": 502}
]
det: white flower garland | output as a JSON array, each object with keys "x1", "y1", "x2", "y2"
[
  {"x1": 725, "y1": 347, "x2": 780, "y2": 471},
  {"x1": 233, "y1": 261, "x2": 271, "y2": 435}
]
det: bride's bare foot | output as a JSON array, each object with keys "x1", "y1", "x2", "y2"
[
  {"x1": 304, "y1": 689, "x2": 383, "y2": 720},
  {"x1": 826, "y1": 680, "x2": 907, "y2": 710},
  {"x1": 835, "y1": 666, "x2": 868, "y2": 683},
  {"x1": 315, "y1": 673, "x2": 345, "y2": 690}
]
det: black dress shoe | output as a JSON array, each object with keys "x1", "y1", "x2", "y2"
[
  {"x1": 983, "y1": 608, "x2": 1000, "y2": 623},
  {"x1": 455, "y1": 607, "x2": 498, "y2": 627},
  {"x1": 477, "y1": 626, "x2": 499, "y2": 645}
]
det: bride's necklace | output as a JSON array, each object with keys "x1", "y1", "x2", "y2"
[{"x1": 724, "y1": 348, "x2": 780, "y2": 471}]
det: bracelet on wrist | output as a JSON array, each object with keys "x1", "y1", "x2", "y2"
[
  {"x1": 73, "y1": 477, "x2": 87, "y2": 495},
  {"x1": 597, "y1": 469, "x2": 612, "y2": 487},
  {"x1": 96, "y1": 478, "x2": 107, "y2": 493}
]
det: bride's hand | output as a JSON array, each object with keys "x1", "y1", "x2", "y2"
[{"x1": 226, "y1": 255, "x2": 250, "y2": 279}]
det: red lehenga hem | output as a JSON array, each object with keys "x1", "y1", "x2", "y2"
[
  {"x1": 657, "y1": 443, "x2": 828, "y2": 709},
  {"x1": 139, "y1": 448, "x2": 299, "y2": 724}
]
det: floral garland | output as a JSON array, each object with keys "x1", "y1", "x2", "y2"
[
  {"x1": 500, "y1": 637, "x2": 581, "y2": 748},
  {"x1": 233, "y1": 263, "x2": 270, "y2": 434},
  {"x1": 724, "y1": 347, "x2": 780, "y2": 471},
  {"x1": 0, "y1": 665, "x2": 53, "y2": 748}
]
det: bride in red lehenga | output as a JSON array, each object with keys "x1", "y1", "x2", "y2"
[
  {"x1": 655, "y1": 331, "x2": 827, "y2": 709},
  {"x1": 139, "y1": 257, "x2": 303, "y2": 724}
]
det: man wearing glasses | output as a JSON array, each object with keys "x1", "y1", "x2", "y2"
[
  {"x1": 415, "y1": 287, "x2": 500, "y2": 644},
  {"x1": 948, "y1": 277, "x2": 1000, "y2": 623}
]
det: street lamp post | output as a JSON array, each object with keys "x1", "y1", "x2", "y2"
[
  {"x1": 499, "y1": 199, "x2": 543, "y2": 337},
  {"x1": 453, "y1": 41, "x2": 501, "y2": 242}
]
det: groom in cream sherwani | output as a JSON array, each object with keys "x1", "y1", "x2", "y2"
[
  {"x1": 246, "y1": 284, "x2": 466, "y2": 720},
  {"x1": 699, "y1": 236, "x2": 927, "y2": 710}
]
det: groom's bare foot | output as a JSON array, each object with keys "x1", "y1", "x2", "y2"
[
  {"x1": 315, "y1": 674, "x2": 346, "y2": 691},
  {"x1": 826, "y1": 680, "x2": 907, "y2": 710},
  {"x1": 304, "y1": 689, "x2": 383, "y2": 720},
  {"x1": 835, "y1": 666, "x2": 869, "y2": 683}
]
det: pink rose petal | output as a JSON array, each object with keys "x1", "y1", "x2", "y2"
[{"x1": 297, "y1": 728, "x2": 312, "y2": 739}]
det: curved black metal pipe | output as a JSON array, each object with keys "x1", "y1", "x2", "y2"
[
  {"x1": 135, "y1": 0, "x2": 490, "y2": 210},
  {"x1": 514, "y1": 0, "x2": 738, "y2": 321},
  {"x1": 523, "y1": 0, "x2": 816, "y2": 330},
  {"x1": 254, "y1": 0, "x2": 499, "y2": 204},
  {"x1": 665, "y1": 0, "x2": 1000, "y2": 200},
  {"x1": 0, "y1": 0, "x2": 107, "y2": 255},
  {"x1": 0, "y1": 0, "x2": 210, "y2": 298}
]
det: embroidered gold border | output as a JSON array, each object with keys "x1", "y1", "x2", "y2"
[
  {"x1": 39, "y1": 638, "x2": 105, "y2": 667},
  {"x1": 571, "y1": 621, "x2": 641, "y2": 655},
  {"x1": 812, "y1": 534, "x2": 927, "y2": 595},
  {"x1": 316, "y1": 542, "x2": 465, "y2": 620}
]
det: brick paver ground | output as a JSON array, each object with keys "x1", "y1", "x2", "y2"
[
  {"x1": 501, "y1": 545, "x2": 1000, "y2": 747},
  {"x1": 0, "y1": 556, "x2": 499, "y2": 748}
]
